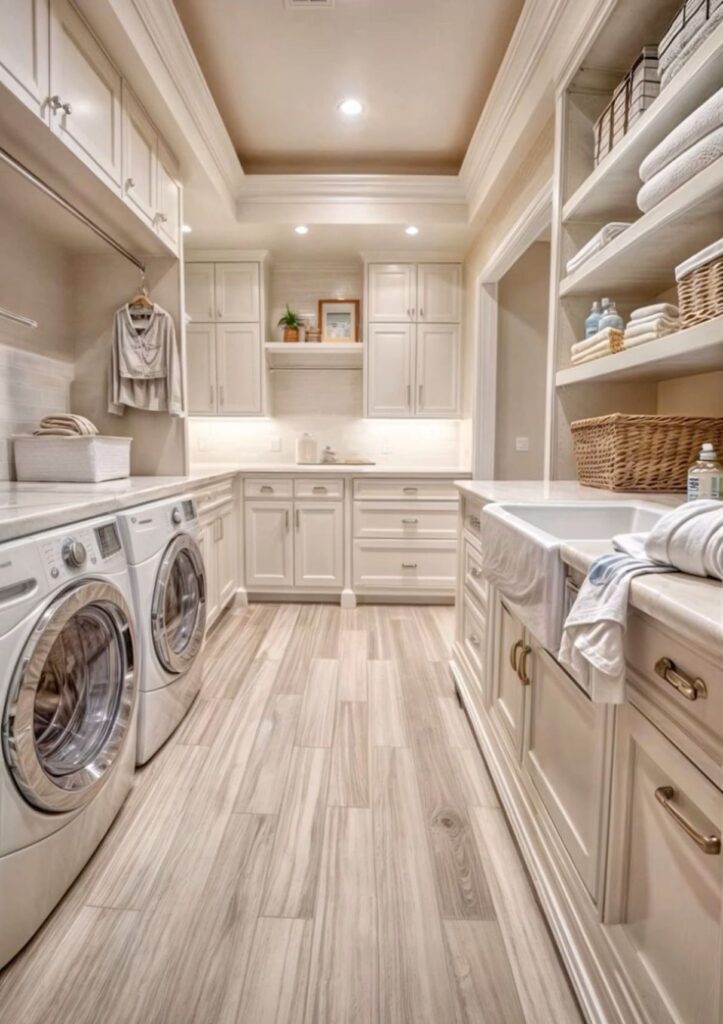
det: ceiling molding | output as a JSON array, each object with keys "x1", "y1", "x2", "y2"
[
  {"x1": 237, "y1": 174, "x2": 466, "y2": 205},
  {"x1": 272, "y1": 260, "x2": 363, "y2": 274},
  {"x1": 360, "y1": 250, "x2": 465, "y2": 263}
]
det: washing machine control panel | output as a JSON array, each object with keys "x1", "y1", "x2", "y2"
[
  {"x1": 41, "y1": 520, "x2": 125, "y2": 585},
  {"x1": 62, "y1": 539, "x2": 87, "y2": 568}
]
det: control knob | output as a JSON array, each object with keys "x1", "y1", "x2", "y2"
[
  {"x1": 62, "y1": 539, "x2": 87, "y2": 568},
  {"x1": 171, "y1": 506, "x2": 183, "y2": 525}
]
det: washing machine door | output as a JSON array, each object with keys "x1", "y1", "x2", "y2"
[
  {"x1": 2, "y1": 580, "x2": 137, "y2": 813},
  {"x1": 151, "y1": 533, "x2": 206, "y2": 675}
]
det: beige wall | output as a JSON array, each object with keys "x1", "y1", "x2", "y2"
[
  {"x1": 495, "y1": 242, "x2": 550, "y2": 479},
  {"x1": 658, "y1": 371, "x2": 723, "y2": 417}
]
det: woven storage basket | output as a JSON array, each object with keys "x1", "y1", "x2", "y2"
[
  {"x1": 677, "y1": 253, "x2": 723, "y2": 327},
  {"x1": 571, "y1": 414, "x2": 723, "y2": 491}
]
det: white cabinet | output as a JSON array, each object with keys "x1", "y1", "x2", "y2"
[
  {"x1": 215, "y1": 263, "x2": 260, "y2": 322},
  {"x1": 294, "y1": 502, "x2": 344, "y2": 588},
  {"x1": 185, "y1": 264, "x2": 215, "y2": 323},
  {"x1": 216, "y1": 324, "x2": 261, "y2": 415},
  {"x1": 156, "y1": 139, "x2": 180, "y2": 251},
  {"x1": 0, "y1": 0, "x2": 49, "y2": 117},
  {"x1": 489, "y1": 597, "x2": 529, "y2": 760},
  {"x1": 216, "y1": 505, "x2": 237, "y2": 607},
  {"x1": 416, "y1": 323, "x2": 460, "y2": 417},
  {"x1": 49, "y1": 0, "x2": 122, "y2": 190},
  {"x1": 244, "y1": 501, "x2": 294, "y2": 589},
  {"x1": 186, "y1": 324, "x2": 216, "y2": 415},
  {"x1": 198, "y1": 520, "x2": 219, "y2": 625},
  {"x1": 367, "y1": 323, "x2": 414, "y2": 416},
  {"x1": 417, "y1": 263, "x2": 461, "y2": 323},
  {"x1": 367, "y1": 263, "x2": 416, "y2": 322},
  {"x1": 121, "y1": 84, "x2": 156, "y2": 225}
]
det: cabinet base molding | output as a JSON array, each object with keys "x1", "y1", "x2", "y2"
[
  {"x1": 356, "y1": 592, "x2": 454, "y2": 605},
  {"x1": 450, "y1": 658, "x2": 659, "y2": 1024},
  {"x1": 341, "y1": 588, "x2": 357, "y2": 609},
  {"x1": 232, "y1": 586, "x2": 248, "y2": 608}
]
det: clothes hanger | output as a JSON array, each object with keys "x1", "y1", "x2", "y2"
[{"x1": 128, "y1": 267, "x2": 154, "y2": 311}]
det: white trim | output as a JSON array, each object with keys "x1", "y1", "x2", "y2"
[
  {"x1": 237, "y1": 173, "x2": 466, "y2": 205},
  {"x1": 476, "y1": 183, "x2": 553, "y2": 283},
  {"x1": 360, "y1": 250, "x2": 465, "y2": 264},
  {"x1": 185, "y1": 249, "x2": 270, "y2": 263}
]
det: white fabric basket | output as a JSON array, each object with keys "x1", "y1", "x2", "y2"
[{"x1": 13, "y1": 435, "x2": 132, "y2": 482}]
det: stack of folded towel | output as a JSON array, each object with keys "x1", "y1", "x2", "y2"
[
  {"x1": 565, "y1": 223, "x2": 632, "y2": 275},
  {"x1": 623, "y1": 302, "x2": 680, "y2": 347},
  {"x1": 638, "y1": 87, "x2": 723, "y2": 213},
  {"x1": 570, "y1": 327, "x2": 624, "y2": 366},
  {"x1": 560, "y1": 499, "x2": 723, "y2": 703},
  {"x1": 659, "y1": 0, "x2": 723, "y2": 89},
  {"x1": 32, "y1": 414, "x2": 99, "y2": 437}
]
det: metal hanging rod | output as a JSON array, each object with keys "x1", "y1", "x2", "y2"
[
  {"x1": 0, "y1": 305, "x2": 37, "y2": 329},
  {"x1": 0, "y1": 144, "x2": 145, "y2": 273}
]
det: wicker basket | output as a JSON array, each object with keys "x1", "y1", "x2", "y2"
[
  {"x1": 677, "y1": 253, "x2": 723, "y2": 327},
  {"x1": 571, "y1": 414, "x2": 723, "y2": 491}
]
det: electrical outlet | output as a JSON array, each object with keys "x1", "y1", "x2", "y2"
[
  {"x1": 269, "y1": 436, "x2": 282, "y2": 452},
  {"x1": 515, "y1": 437, "x2": 529, "y2": 452}
]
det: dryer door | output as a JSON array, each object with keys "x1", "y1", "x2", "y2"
[
  {"x1": 151, "y1": 534, "x2": 207, "y2": 675},
  {"x1": 2, "y1": 581, "x2": 137, "y2": 813}
]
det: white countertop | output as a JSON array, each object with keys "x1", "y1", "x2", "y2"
[
  {"x1": 197, "y1": 463, "x2": 471, "y2": 477},
  {"x1": 455, "y1": 479, "x2": 682, "y2": 507}
]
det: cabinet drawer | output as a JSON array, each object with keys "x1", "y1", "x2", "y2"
[
  {"x1": 353, "y1": 502, "x2": 456, "y2": 540},
  {"x1": 353, "y1": 478, "x2": 458, "y2": 501},
  {"x1": 462, "y1": 593, "x2": 486, "y2": 679},
  {"x1": 462, "y1": 536, "x2": 487, "y2": 607},
  {"x1": 244, "y1": 478, "x2": 293, "y2": 499},
  {"x1": 353, "y1": 540, "x2": 456, "y2": 591},
  {"x1": 462, "y1": 496, "x2": 482, "y2": 539},
  {"x1": 193, "y1": 479, "x2": 234, "y2": 512},
  {"x1": 625, "y1": 611, "x2": 723, "y2": 786},
  {"x1": 293, "y1": 478, "x2": 344, "y2": 500}
]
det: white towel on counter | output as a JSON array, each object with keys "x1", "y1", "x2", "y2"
[
  {"x1": 565, "y1": 223, "x2": 632, "y2": 275},
  {"x1": 640, "y1": 87, "x2": 723, "y2": 182},
  {"x1": 559, "y1": 500, "x2": 723, "y2": 702},
  {"x1": 637, "y1": 124, "x2": 723, "y2": 212},
  {"x1": 675, "y1": 237, "x2": 723, "y2": 281},
  {"x1": 629, "y1": 302, "x2": 679, "y2": 321}
]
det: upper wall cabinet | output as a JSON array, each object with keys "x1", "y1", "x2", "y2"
[
  {"x1": 368, "y1": 264, "x2": 416, "y2": 322},
  {"x1": 185, "y1": 263, "x2": 215, "y2": 322},
  {"x1": 367, "y1": 262, "x2": 461, "y2": 324},
  {"x1": 417, "y1": 263, "x2": 462, "y2": 323},
  {"x1": 122, "y1": 84, "x2": 157, "y2": 225},
  {"x1": 156, "y1": 139, "x2": 180, "y2": 251},
  {"x1": 0, "y1": 0, "x2": 49, "y2": 117},
  {"x1": 215, "y1": 264, "x2": 260, "y2": 322}
]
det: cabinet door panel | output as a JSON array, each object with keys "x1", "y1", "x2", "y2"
[
  {"x1": 216, "y1": 323, "x2": 261, "y2": 415},
  {"x1": 186, "y1": 324, "x2": 216, "y2": 414},
  {"x1": 216, "y1": 506, "x2": 237, "y2": 607},
  {"x1": 367, "y1": 323, "x2": 413, "y2": 417},
  {"x1": 416, "y1": 323, "x2": 460, "y2": 417},
  {"x1": 417, "y1": 263, "x2": 461, "y2": 323},
  {"x1": 368, "y1": 264, "x2": 415, "y2": 322},
  {"x1": 245, "y1": 502, "x2": 293, "y2": 588},
  {"x1": 185, "y1": 264, "x2": 215, "y2": 323},
  {"x1": 121, "y1": 84, "x2": 156, "y2": 225},
  {"x1": 215, "y1": 263, "x2": 259, "y2": 322},
  {"x1": 156, "y1": 138, "x2": 180, "y2": 252},
  {"x1": 490, "y1": 597, "x2": 527, "y2": 760},
  {"x1": 294, "y1": 502, "x2": 343, "y2": 589},
  {"x1": 49, "y1": 0, "x2": 122, "y2": 188},
  {"x1": 0, "y1": 0, "x2": 49, "y2": 116},
  {"x1": 199, "y1": 520, "x2": 219, "y2": 626}
]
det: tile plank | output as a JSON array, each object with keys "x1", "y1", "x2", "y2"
[
  {"x1": 236, "y1": 918, "x2": 312, "y2": 1024},
  {"x1": 235, "y1": 694, "x2": 301, "y2": 814},
  {"x1": 338, "y1": 629, "x2": 369, "y2": 702},
  {"x1": 329, "y1": 701, "x2": 369, "y2": 808},
  {"x1": 296, "y1": 659, "x2": 338, "y2": 748},
  {"x1": 369, "y1": 661, "x2": 408, "y2": 747},
  {"x1": 444, "y1": 919, "x2": 526, "y2": 1024}
]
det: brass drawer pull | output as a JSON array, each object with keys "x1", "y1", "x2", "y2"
[
  {"x1": 469, "y1": 634, "x2": 481, "y2": 647},
  {"x1": 402, "y1": 486, "x2": 418, "y2": 494},
  {"x1": 655, "y1": 786, "x2": 720, "y2": 855},
  {"x1": 401, "y1": 518, "x2": 419, "y2": 525},
  {"x1": 518, "y1": 644, "x2": 532, "y2": 685},
  {"x1": 260, "y1": 485, "x2": 274, "y2": 493},
  {"x1": 655, "y1": 657, "x2": 707, "y2": 702},
  {"x1": 509, "y1": 639, "x2": 523, "y2": 672},
  {"x1": 401, "y1": 562, "x2": 418, "y2": 569},
  {"x1": 312, "y1": 486, "x2": 327, "y2": 494}
]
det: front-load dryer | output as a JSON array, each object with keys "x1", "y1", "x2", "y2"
[
  {"x1": 116, "y1": 495, "x2": 206, "y2": 765},
  {"x1": 0, "y1": 515, "x2": 138, "y2": 969}
]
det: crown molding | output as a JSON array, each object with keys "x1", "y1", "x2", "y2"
[
  {"x1": 185, "y1": 249, "x2": 270, "y2": 263},
  {"x1": 272, "y1": 260, "x2": 362, "y2": 274},
  {"x1": 237, "y1": 174, "x2": 466, "y2": 205}
]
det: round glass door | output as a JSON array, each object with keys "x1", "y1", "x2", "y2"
[
  {"x1": 152, "y1": 535, "x2": 206, "y2": 674},
  {"x1": 2, "y1": 581, "x2": 137, "y2": 813}
]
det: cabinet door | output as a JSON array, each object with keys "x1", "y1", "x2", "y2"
[
  {"x1": 415, "y1": 323, "x2": 460, "y2": 417},
  {"x1": 294, "y1": 502, "x2": 344, "y2": 589},
  {"x1": 156, "y1": 138, "x2": 180, "y2": 252},
  {"x1": 0, "y1": 0, "x2": 49, "y2": 117},
  {"x1": 490, "y1": 597, "x2": 528, "y2": 760},
  {"x1": 185, "y1": 263, "x2": 215, "y2": 323},
  {"x1": 216, "y1": 506, "x2": 237, "y2": 607},
  {"x1": 198, "y1": 519, "x2": 219, "y2": 626},
  {"x1": 245, "y1": 501, "x2": 294, "y2": 588},
  {"x1": 121, "y1": 84, "x2": 157, "y2": 225},
  {"x1": 524, "y1": 643, "x2": 612, "y2": 901},
  {"x1": 186, "y1": 324, "x2": 216, "y2": 414},
  {"x1": 368, "y1": 264, "x2": 415, "y2": 322},
  {"x1": 367, "y1": 323, "x2": 413, "y2": 417},
  {"x1": 417, "y1": 263, "x2": 461, "y2": 323},
  {"x1": 606, "y1": 704, "x2": 723, "y2": 1024},
  {"x1": 216, "y1": 323, "x2": 261, "y2": 415},
  {"x1": 49, "y1": 0, "x2": 122, "y2": 189},
  {"x1": 215, "y1": 263, "x2": 259, "y2": 322}
]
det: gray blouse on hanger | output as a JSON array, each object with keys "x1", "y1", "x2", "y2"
[{"x1": 108, "y1": 302, "x2": 183, "y2": 416}]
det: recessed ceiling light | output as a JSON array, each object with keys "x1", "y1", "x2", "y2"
[
  {"x1": 182, "y1": 224, "x2": 192, "y2": 234},
  {"x1": 295, "y1": 225, "x2": 309, "y2": 235},
  {"x1": 405, "y1": 225, "x2": 419, "y2": 236},
  {"x1": 338, "y1": 97, "x2": 363, "y2": 117}
]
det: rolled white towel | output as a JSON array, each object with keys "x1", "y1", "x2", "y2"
[
  {"x1": 645, "y1": 499, "x2": 723, "y2": 578},
  {"x1": 565, "y1": 223, "x2": 632, "y2": 275},
  {"x1": 637, "y1": 124, "x2": 723, "y2": 213},
  {"x1": 630, "y1": 303, "x2": 679, "y2": 321},
  {"x1": 640, "y1": 87, "x2": 723, "y2": 182}
]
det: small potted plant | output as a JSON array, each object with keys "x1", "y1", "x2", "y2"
[{"x1": 278, "y1": 304, "x2": 302, "y2": 343}]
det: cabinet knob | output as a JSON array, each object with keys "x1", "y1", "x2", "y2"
[
  {"x1": 156, "y1": 212, "x2": 168, "y2": 223},
  {"x1": 469, "y1": 634, "x2": 481, "y2": 647},
  {"x1": 470, "y1": 567, "x2": 482, "y2": 578},
  {"x1": 49, "y1": 94, "x2": 63, "y2": 112},
  {"x1": 61, "y1": 101, "x2": 72, "y2": 115},
  {"x1": 125, "y1": 177, "x2": 135, "y2": 192}
]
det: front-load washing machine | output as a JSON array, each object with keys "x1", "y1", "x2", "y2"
[
  {"x1": 116, "y1": 495, "x2": 206, "y2": 765},
  {"x1": 0, "y1": 515, "x2": 138, "y2": 969}
]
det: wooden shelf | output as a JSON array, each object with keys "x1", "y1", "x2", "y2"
[
  {"x1": 564, "y1": 22, "x2": 723, "y2": 223},
  {"x1": 556, "y1": 316, "x2": 723, "y2": 387},
  {"x1": 559, "y1": 156, "x2": 723, "y2": 297},
  {"x1": 265, "y1": 342, "x2": 363, "y2": 369}
]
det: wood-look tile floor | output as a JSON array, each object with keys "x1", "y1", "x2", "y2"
[{"x1": 0, "y1": 604, "x2": 582, "y2": 1024}]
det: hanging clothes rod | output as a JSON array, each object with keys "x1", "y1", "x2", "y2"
[
  {"x1": 0, "y1": 305, "x2": 37, "y2": 329},
  {"x1": 0, "y1": 144, "x2": 146, "y2": 273}
]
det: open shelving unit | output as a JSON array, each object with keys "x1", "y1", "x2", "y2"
[{"x1": 264, "y1": 342, "x2": 363, "y2": 369}]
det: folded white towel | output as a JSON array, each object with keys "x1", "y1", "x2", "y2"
[
  {"x1": 640, "y1": 87, "x2": 723, "y2": 182},
  {"x1": 637, "y1": 124, "x2": 723, "y2": 212},
  {"x1": 571, "y1": 327, "x2": 623, "y2": 355},
  {"x1": 571, "y1": 343, "x2": 613, "y2": 365},
  {"x1": 565, "y1": 223, "x2": 632, "y2": 275},
  {"x1": 33, "y1": 414, "x2": 99, "y2": 437},
  {"x1": 623, "y1": 330, "x2": 671, "y2": 349},
  {"x1": 645, "y1": 499, "x2": 723, "y2": 577},
  {"x1": 660, "y1": 6, "x2": 723, "y2": 89},
  {"x1": 624, "y1": 317, "x2": 679, "y2": 340},
  {"x1": 630, "y1": 303, "x2": 679, "y2": 321},
  {"x1": 675, "y1": 237, "x2": 723, "y2": 281}
]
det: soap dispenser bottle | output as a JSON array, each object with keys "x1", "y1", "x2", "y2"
[
  {"x1": 688, "y1": 442, "x2": 723, "y2": 500},
  {"x1": 584, "y1": 300, "x2": 602, "y2": 338},
  {"x1": 599, "y1": 299, "x2": 624, "y2": 331}
]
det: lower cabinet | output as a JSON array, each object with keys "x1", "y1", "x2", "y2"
[
  {"x1": 195, "y1": 485, "x2": 238, "y2": 629},
  {"x1": 245, "y1": 494, "x2": 343, "y2": 591},
  {"x1": 294, "y1": 502, "x2": 344, "y2": 588},
  {"x1": 244, "y1": 500, "x2": 294, "y2": 588},
  {"x1": 489, "y1": 597, "x2": 529, "y2": 761}
]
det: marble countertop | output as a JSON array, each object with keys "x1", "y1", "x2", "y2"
[
  {"x1": 196, "y1": 463, "x2": 472, "y2": 477},
  {"x1": 455, "y1": 479, "x2": 682, "y2": 507}
]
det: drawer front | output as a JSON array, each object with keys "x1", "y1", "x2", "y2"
[
  {"x1": 353, "y1": 502, "x2": 456, "y2": 540},
  {"x1": 244, "y1": 477, "x2": 293, "y2": 499},
  {"x1": 293, "y1": 478, "x2": 344, "y2": 500},
  {"x1": 625, "y1": 611, "x2": 723, "y2": 784},
  {"x1": 463, "y1": 536, "x2": 487, "y2": 607},
  {"x1": 462, "y1": 592, "x2": 486, "y2": 678},
  {"x1": 353, "y1": 539, "x2": 456, "y2": 591},
  {"x1": 353, "y1": 478, "x2": 458, "y2": 501},
  {"x1": 193, "y1": 479, "x2": 235, "y2": 517},
  {"x1": 462, "y1": 496, "x2": 482, "y2": 539}
]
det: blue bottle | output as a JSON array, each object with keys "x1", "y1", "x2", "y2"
[
  {"x1": 584, "y1": 300, "x2": 602, "y2": 338},
  {"x1": 599, "y1": 300, "x2": 624, "y2": 331}
]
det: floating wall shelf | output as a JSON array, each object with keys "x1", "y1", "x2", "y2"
[{"x1": 264, "y1": 342, "x2": 363, "y2": 369}]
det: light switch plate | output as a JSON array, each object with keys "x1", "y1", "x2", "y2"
[
  {"x1": 269, "y1": 436, "x2": 282, "y2": 452},
  {"x1": 515, "y1": 437, "x2": 529, "y2": 452}
]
